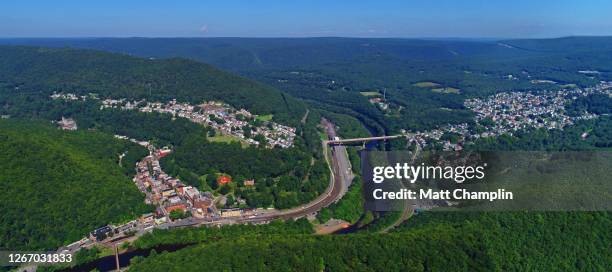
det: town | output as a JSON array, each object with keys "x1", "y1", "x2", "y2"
[
  {"x1": 61, "y1": 135, "x2": 271, "y2": 254},
  {"x1": 102, "y1": 98, "x2": 296, "y2": 148},
  {"x1": 50, "y1": 93, "x2": 297, "y2": 148},
  {"x1": 401, "y1": 81, "x2": 611, "y2": 151}
]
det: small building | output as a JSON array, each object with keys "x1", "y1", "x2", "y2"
[
  {"x1": 243, "y1": 179, "x2": 255, "y2": 186},
  {"x1": 90, "y1": 226, "x2": 113, "y2": 241},
  {"x1": 161, "y1": 189, "x2": 176, "y2": 198},
  {"x1": 193, "y1": 197, "x2": 212, "y2": 210},
  {"x1": 140, "y1": 213, "x2": 155, "y2": 224},
  {"x1": 220, "y1": 209, "x2": 241, "y2": 218},
  {"x1": 184, "y1": 186, "x2": 201, "y2": 201},
  {"x1": 192, "y1": 208, "x2": 206, "y2": 218},
  {"x1": 157, "y1": 149, "x2": 172, "y2": 158},
  {"x1": 168, "y1": 196, "x2": 182, "y2": 204},
  {"x1": 154, "y1": 216, "x2": 167, "y2": 225},
  {"x1": 217, "y1": 176, "x2": 232, "y2": 186},
  {"x1": 57, "y1": 117, "x2": 78, "y2": 130}
]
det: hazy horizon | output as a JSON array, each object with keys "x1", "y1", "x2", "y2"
[
  {"x1": 1, "y1": 35, "x2": 610, "y2": 41},
  {"x1": 2, "y1": 1, "x2": 612, "y2": 38}
]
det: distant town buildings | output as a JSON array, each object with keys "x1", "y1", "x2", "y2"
[
  {"x1": 402, "y1": 81, "x2": 612, "y2": 151},
  {"x1": 465, "y1": 82, "x2": 610, "y2": 137},
  {"x1": 133, "y1": 149, "x2": 217, "y2": 220},
  {"x1": 50, "y1": 92, "x2": 296, "y2": 148},
  {"x1": 57, "y1": 117, "x2": 78, "y2": 130}
]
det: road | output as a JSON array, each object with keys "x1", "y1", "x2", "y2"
[
  {"x1": 300, "y1": 109, "x2": 310, "y2": 124},
  {"x1": 380, "y1": 144, "x2": 420, "y2": 233}
]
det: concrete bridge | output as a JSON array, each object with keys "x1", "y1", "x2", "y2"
[{"x1": 324, "y1": 135, "x2": 405, "y2": 145}]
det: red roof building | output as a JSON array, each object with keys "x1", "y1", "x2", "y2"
[
  {"x1": 217, "y1": 176, "x2": 232, "y2": 185},
  {"x1": 157, "y1": 149, "x2": 172, "y2": 158}
]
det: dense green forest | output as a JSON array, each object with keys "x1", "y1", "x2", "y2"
[
  {"x1": 126, "y1": 211, "x2": 610, "y2": 271},
  {"x1": 133, "y1": 219, "x2": 313, "y2": 249},
  {"x1": 472, "y1": 115, "x2": 612, "y2": 150},
  {"x1": 396, "y1": 212, "x2": 611, "y2": 271},
  {"x1": 0, "y1": 120, "x2": 152, "y2": 250},
  {"x1": 566, "y1": 93, "x2": 612, "y2": 116}
]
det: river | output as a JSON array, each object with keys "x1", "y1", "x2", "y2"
[{"x1": 60, "y1": 244, "x2": 193, "y2": 272}]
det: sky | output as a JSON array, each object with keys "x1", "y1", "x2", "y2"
[{"x1": 1, "y1": 0, "x2": 612, "y2": 38}]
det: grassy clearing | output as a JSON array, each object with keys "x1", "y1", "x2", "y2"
[
  {"x1": 255, "y1": 114, "x2": 273, "y2": 122},
  {"x1": 432, "y1": 87, "x2": 461, "y2": 94},
  {"x1": 413, "y1": 81, "x2": 440, "y2": 88},
  {"x1": 359, "y1": 91, "x2": 381, "y2": 97},
  {"x1": 208, "y1": 135, "x2": 249, "y2": 148}
]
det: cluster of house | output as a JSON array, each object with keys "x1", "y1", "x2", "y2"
[
  {"x1": 50, "y1": 92, "x2": 297, "y2": 148},
  {"x1": 401, "y1": 82, "x2": 612, "y2": 151},
  {"x1": 84, "y1": 142, "x2": 262, "y2": 244},
  {"x1": 100, "y1": 99, "x2": 297, "y2": 148},
  {"x1": 113, "y1": 134, "x2": 151, "y2": 149},
  {"x1": 133, "y1": 151, "x2": 216, "y2": 222},
  {"x1": 50, "y1": 92, "x2": 89, "y2": 101},
  {"x1": 402, "y1": 123, "x2": 471, "y2": 151},
  {"x1": 465, "y1": 82, "x2": 610, "y2": 137},
  {"x1": 56, "y1": 116, "x2": 78, "y2": 130}
]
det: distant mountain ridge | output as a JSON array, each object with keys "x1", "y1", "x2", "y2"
[{"x1": 0, "y1": 37, "x2": 539, "y2": 70}]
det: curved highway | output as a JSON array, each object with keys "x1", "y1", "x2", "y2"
[{"x1": 165, "y1": 118, "x2": 352, "y2": 227}]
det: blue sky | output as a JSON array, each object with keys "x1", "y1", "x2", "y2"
[{"x1": 1, "y1": 0, "x2": 611, "y2": 38}]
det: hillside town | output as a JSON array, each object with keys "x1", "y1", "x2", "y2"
[
  {"x1": 402, "y1": 81, "x2": 612, "y2": 151},
  {"x1": 66, "y1": 136, "x2": 265, "y2": 251},
  {"x1": 101, "y1": 98, "x2": 296, "y2": 148},
  {"x1": 134, "y1": 149, "x2": 216, "y2": 222},
  {"x1": 50, "y1": 93, "x2": 296, "y2": 148}
]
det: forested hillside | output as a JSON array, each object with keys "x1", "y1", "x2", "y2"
[
  {"x1": 0, "y1": 45, "x2": 330, "y2": 211},
  {"x1": 0, "y1": 45, "x2": 306, "y2": 125},
  {"x1": 0, "y1": 120, "x2": 152, "y2": 250},
  {"x1": 127, "y1": 212, "x2": 610, "y2": 271}
]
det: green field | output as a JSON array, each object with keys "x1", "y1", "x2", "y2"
[
  {"x1": 255, "y1": 114, "x2": 274, "y2": 121},
  {"x1": 208, "y1": 135, "x2": 248, "y2": 148},
  {"x1": 359, "y1": 91, "x2": 381, "y2": 97},
  {"x1": 431, "y1": 87, "x2": 461, "y2": 94},
  {"x1": 413, "y1": 81, "x2": 440, "y2": 88}
]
